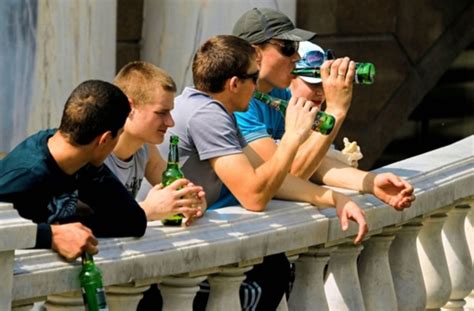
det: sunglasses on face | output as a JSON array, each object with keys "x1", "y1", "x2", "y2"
[
  {"x1": 238, "y1": 70, "x2": 259, "y2": 84},
  {"x1": 299, "y1": 49, "x2": 336, "y2": 67},
  {"x1": 267, "y1": 40, "x2": 299, "y2": 57}
]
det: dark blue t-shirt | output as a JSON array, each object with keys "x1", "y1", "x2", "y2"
[{"x1": 0, "y1": 129, "x2": 147, "y2": 249}]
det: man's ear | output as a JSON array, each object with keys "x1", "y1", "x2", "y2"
[
  {"x1": 97, "y1": 131, "x2": 113, "y2": 146},
  {"x1": 228, "y1": 76, "x2": 240, "y2": 93},
  {"x1": 252, "y1": 45, "x2": 263, "y2": 68}
]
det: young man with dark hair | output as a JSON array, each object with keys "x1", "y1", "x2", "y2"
[
  {"x1": 232, "y1": 8, "x2": 415, "y2": 210},
  {"x1": 159, "y1": 34, "x2": 367, "y2": 310},
  {"x1": 0, "y1": 80, "x2": 167, "y2": 261}
]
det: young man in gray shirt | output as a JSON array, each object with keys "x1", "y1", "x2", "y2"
[{"x1": 159, "y1": 34, "x2": 367, "y2": 310}]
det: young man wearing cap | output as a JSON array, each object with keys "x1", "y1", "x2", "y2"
[{"x1": 233, "y1": 8, "x2": 415, "y2": 211}]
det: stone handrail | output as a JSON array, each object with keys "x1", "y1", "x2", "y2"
[{"x1": 2, "y1": 135, "x2": 473, "y2": 310}]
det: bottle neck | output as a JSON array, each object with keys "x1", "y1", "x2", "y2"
[
  {"x1": 81, "y1": 252, "x2": 94, "y2": 265},
  {"x1": 253, "y1": 91, "x2": 288, "y2": 116},
  {"x1": 168, "y1": 144, "x2": 179, "y2": 164}
]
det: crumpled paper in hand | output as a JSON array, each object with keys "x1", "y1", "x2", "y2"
[{"x1": 326, "y1": 137, "x2": 363, "y2": 168}]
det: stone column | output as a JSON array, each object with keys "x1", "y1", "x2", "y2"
[
  {"x1": 288, "y1": 246, "x2": 332, "y2": 311},
  {"x1": 206, "y1": 265, "x2": 253, "y2": 311},
  {"x1": 43, "y1": 291, "x2": 83, "y2": 310},
  {"x1": 441, "y1": 204, "x2": 472, "y2": 311},
  {"x1": 417, "y1": 208, "x2": 452, "y2": 309},
  {"x1": 0, "y1": 203, "x2": 37, "y2": 310},
  {"x1": 106, "y1": 283, "x2": 151, "y2": 311},
  {"x1": 389, "y1": 220, "x2": 426, "y2": 311},
  {"x1": 464, "y1": 200, "x2": 474, "y2": 310},
  {"x1": 358, "y1": 229, "x2": 398, "y2": 311},
  {"x1": 324, "y1": 243, "x2": 365, "y2": 311},
  {"x1": 158, "y1": 275, "x2": 207, "y2": 311}
]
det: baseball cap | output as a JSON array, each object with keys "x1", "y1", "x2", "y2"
[
  {"x1": 232, "y1": 8, "x2": 316, "y2": 44},
  {"x1": 295, "y1": 41, "x2": 326, "y2": 84}
]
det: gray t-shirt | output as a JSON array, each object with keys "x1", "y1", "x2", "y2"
[
  {"x1": 104, "y1": 145, "x2": 148, "y2": 198},
  {"x1": 157, "y1": 87, "x2": 247, "y2": 208}
]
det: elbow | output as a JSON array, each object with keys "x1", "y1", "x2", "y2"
[{"x1": 240, "y1": 193, "x2": 270, "y2": 212}]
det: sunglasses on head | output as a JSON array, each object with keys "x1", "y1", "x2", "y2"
[
  {"x1": 267, "y1": 40, "x2": 299, "y2": 57},
  {"x1": 238, "y1": 70, "x2": 259, "y2": 84},
  {"x1": 299, "y1": 49, "x2": 336, "y2": 67}
]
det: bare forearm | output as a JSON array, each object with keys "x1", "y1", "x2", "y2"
[
  {"x1": 291, "y1": 110, "x2": 346, "y2": 179},
  {"x1": 275, "y1": 174, "x2": 337, "y2": 207},
  {"x1": 244, "y1": 133, "x2": 303, "y2": 208},
  {"x1": 313, "y1": 157, "x2": 375, "y2": 193}
]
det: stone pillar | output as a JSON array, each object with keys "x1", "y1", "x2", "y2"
[
  {"x1": 158, "y1": 275, "x2": 207, "y2": 311},
  {"x1": 288, "y1": 247, "x2": 332, "y2": 311},
  {"x1": 106, "y1": 283, "x2": 151, "y2": 311},
  {"x1": 43, "y1": 291, "x2": 83, "y2": 310},
  {"x1": 0, "y1": 203, "x2": 37, "y2": 310},
  {"x1": 441, "y1": 204, "x2": 472, "y2": 311},
  {"x1": 464, "y1": 200, "x2": 474, "y2": 310},
  {"x1": 417, "y1": 208, "x2": 452, "y2": 309},
  {"x1": 389, "y1": 220, "x2": 426, "y2": 311},
  {"x1": 324, "y1": 243, "x2": 365, "y2": 311},
  {"x1": 358, "y1": 229, "x2": 398, "y2": 311},
  {"x1": 206, "y1": 265, "x2": 253, "y2": 311}
]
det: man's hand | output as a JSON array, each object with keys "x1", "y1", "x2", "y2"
[
  {"x1": 372, "y1": 173, "x2": 415, "y2": 210},
  {"x1": 140, "y1": 178, "x2": 205, "y2": 221},
  {"x1": 182, "y1": 183, "x2": 207, "y2": 226},
  {"x1": 320, "y1": 57, "x2": 355, "y2": 117},
  {"x1": 285, "y1": 96, "x2": 320, "y2": 144},
  {"x1": 51, "y1": 222, "x2": 98, "y2": 261},
  {"x1": 334, "y1": 193, "x2": 368, "y2": 244}
]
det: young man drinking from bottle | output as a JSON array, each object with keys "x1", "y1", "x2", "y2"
[
  {"x1": 232, "y1": 8, "x2": 415, "y2": 211},
  {"x1": 156, "y1": 34, "x2": 368, "y2": 310}
]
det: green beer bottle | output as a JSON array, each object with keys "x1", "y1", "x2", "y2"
[
  {"x1": 253, "y1": 91, "x2": 335, "y2": 135},
  {"x1": 79, "y1": 253, "x2": 108, "y2": 311},
  {"x1": 161, "y1": 135, "x2": 185, "y2": 226},
  {"x1": 292, "y1": 62, "x2": 376, "y2": 85}
]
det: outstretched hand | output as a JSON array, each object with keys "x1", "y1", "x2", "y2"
[
  {"x1": 51, "y1": 222, "x2": 98, "y2": 261},
  {"x1": 372, "y1": 173, "x2": 415, "y2": 210},
  {"x1": 334, "y1": 193, "x2": 368, "y2": 244}
]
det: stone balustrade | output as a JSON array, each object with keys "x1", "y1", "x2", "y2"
[{"x1": 1, "y1": 135, "x2": 473, "y2": 310}]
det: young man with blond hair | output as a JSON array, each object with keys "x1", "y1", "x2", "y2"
[{"x1": 108, "y1": 61, "x2": 206, "y2": 224}]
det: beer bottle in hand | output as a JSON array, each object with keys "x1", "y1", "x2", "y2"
[
  {"x1": 292, "y1": 62, "x2": 376, "y2": 85},
  {"x1": 161, "y1": 135, "x2": 185, "y2": 226},
  {"x1": 80, "y1": 252, "x2": 108, "y2": 311},
  {"x1": 253, "y1": 91, "x2": 335, "y2": 135}
]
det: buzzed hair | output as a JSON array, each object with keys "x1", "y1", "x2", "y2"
[
  {"x1": 58, "y1": 80, "x2": 130, "y2": 145},
  {"x1": 192, "y1": 35, "x2": 256, "y2": 93},
  {"x1": 114, "y1": 61, "x2": 177, "y2": 106}
]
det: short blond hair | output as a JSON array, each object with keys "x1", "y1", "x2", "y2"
[{"x1": 114, "y1": 61, "x2": 176, "y2": 105}]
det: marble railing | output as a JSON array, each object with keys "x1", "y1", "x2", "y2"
[{"x1": 1, "y1": 135, "x2": 473, "y2": 311}]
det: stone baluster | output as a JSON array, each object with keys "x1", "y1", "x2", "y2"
[
  {"x1": 206, "y1": 265, "x2": 253, "y2": 311},
  {"x1": 358, "y1": 228, "x2": 398, "y2": 311},
  {"x1": 0, "y1": 203, "x2": 36, "y2": 310},
  {"x1": 106, "y1": 282, "x2": 152, "y2": 311},
  {"x1": 441, "y1": 204, "x2": 472, "y2": 311},
  {"x1": 288, "y1": 246, "x2": 332, "y2": 311},
  {"x1": 389, "y1": 219, "x2": 426, "y2": 311},
  {"x1": 417, "y1": 207, "x2": 452, "y2": 310},
  {"x1": 464, "y1": 200, "x2": 474, "y2": 310},
  {"x1": 324, "y1": 243, "x2": 365, "y2": 311},
  {"x1": 43, "y1": 291, "x2": 83, "y2": 310},
  {"x1": 158, "y1": 275, "x2": 207, "y2": 311}
]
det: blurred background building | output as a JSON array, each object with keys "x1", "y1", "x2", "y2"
[{"x1": 1, "y1": 0, "x2": 472, "y2": 169}]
